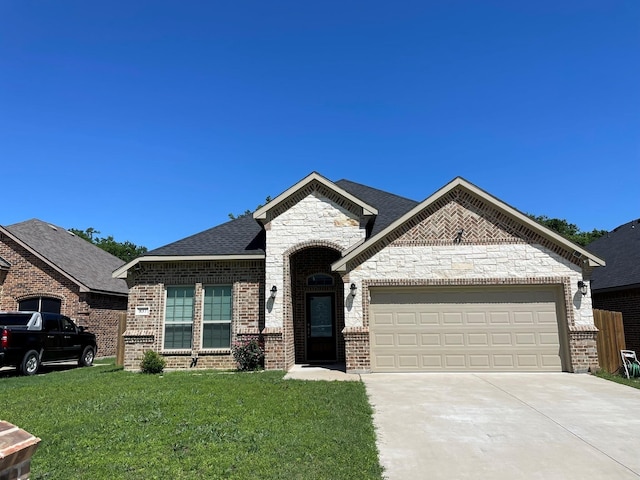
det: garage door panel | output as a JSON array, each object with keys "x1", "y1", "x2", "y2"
[
  {"x1": 397, "y1": 334, "x2": 418, "y2": 346},
  {"x1": 420, "y1": 312, "x2": 439, "y2": 324},
  {"x1": 370, "y1": 286, "x2": 565, "y2": 372},
  {"x1": 397, "y1": 313, "x2": 418, "y2": 325},
  {"x1": 421, "y1": 333, "x2": 440, "y2": 346}
]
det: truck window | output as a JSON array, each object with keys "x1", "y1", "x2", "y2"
[
  {"x1": 0, "y1": 314, "x2": 33, "y2": 326},
  {"x1": 44, "y1": 318, "x2": 60, "y2": 332},
  {"x1": 61, "y1": 317, "x2": 76, "y2": 333}
]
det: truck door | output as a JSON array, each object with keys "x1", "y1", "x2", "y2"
[
  {"x1": 60, "y1": 316, "x2": 82, "y2": 359},
  {"x1": 43, "y1": 316, "x2": 62, "y2": 361}
]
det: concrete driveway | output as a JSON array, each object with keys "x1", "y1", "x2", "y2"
[{"x1": 362, "y1": 373, "x2": 640, "y2": 480}]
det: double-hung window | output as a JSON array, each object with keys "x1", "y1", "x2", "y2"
[
  {"x1": 202, "y1": 286, "x2": 232, "y2": 349},
  {"x1": 164, "y1": 286, "x2": 194, "y2": 349}
]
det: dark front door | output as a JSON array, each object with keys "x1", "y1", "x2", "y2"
[{"x1": 306, "y1": 293, "x2": 336, "y2": 362}]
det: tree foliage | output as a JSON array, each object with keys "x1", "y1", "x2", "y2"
[
  {"x1": 528, "y1": 215, "x2": 607, "y2": 246},
  {"x1": 70, "y1": 228, "x2": 148, "y2": 263},
  {"x1": 228, "y1": 196, "x2": 272, "y2": 220}
]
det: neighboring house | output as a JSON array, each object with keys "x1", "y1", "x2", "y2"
[
  {"x1": 114, "y1": 173, "x2": 605, "y2": 373},
  {"x1": 587, "y1": 219, "x2": 640, "y2": 354},
  {"x1": 0, "y1": 219, "x2": 129, "y2": 356}
]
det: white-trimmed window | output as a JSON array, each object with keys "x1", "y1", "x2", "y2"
[
  {"x1": 202, "y1": 285, "x2": 232, "y2": 349},
  {"x1": 164, "y1": 286, "x2": 194, "y2": 350}
]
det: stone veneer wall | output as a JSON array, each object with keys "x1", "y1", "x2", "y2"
[
  {"x1": 343, "y1": 193, "x2": 598, "y2": 373},
  {"x1": 122, "y1": 260, "x2": 264, "y2": 372}
]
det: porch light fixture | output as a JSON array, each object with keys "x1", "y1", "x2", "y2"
[
  {"x1": 350, "y1": 283, "x2": 357, "y2": 297},
  {"x1": 270, "y1": 285, "x2": 277, "y2": 299},
  {"x1": 577, "y1": 280, "x2": 588, "y2": 296}
]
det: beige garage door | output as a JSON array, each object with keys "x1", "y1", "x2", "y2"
[{"x1": 369, "y1": 286, "x2": 566, "y2": 372}]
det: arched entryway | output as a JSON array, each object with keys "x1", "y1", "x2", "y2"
[{"x1": 289, "y1": 246, "x2": 345, "y2": 364}]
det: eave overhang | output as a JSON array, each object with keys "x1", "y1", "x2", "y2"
[{"x1": 113, "y1": 254, "x2": 266, "y2": 279}]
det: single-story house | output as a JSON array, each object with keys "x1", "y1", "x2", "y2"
[
  {"x1": 0, "y1": 219, "x2": 129, "y2": 356},
  {"x1": 587, "y1": 219, "x2": 640, "y2": 354},
  {"x1": 114, "y1": 173, "x2": 605, "y2": 373}
]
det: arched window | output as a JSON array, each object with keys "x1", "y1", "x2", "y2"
[
  {"x1": 307, "y1": 273, "x2": 334, "y2": 286},
  {"x1": 19, "y1": 297, "x2": 61, "y2": 314}
]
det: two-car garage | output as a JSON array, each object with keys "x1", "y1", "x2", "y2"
[{"x1": 369, "y1": 286, "x2": 569, "y2": 372}]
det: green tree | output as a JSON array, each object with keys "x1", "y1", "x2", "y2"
[
  {"x1": 528, "y1": 215, "x2": 607, "y2": 246},
  {"x1": 70, "y1": 228, "x2": 147, "y2": 263},
  {"x1": 228, "y1": 196, "x2": 272, "y2": 220}
]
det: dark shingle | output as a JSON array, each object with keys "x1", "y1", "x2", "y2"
[
  {"x1": 5, "y1": 219, "x2": 128, "y2": 295},
  {"x1": 335, "y1": 179, "x2": 418, "y2": 236},
  {"x1": 147, "y1": 214, "x2": 265, "y2": 256},
  {"x1": 143, "y1": 177, "x2": 418, "y2": 257},
  {"x1": 587, "y1": 219, "x2": 640, "y2": 291}
]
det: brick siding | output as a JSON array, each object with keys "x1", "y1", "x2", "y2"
[
  {"x1": 0, "y1": 234, "x2": 126, "y2": 358},
  {"x1": 122, "y1": 260, "x2": 264, "y2": 372}
]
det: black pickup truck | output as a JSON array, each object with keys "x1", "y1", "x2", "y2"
[{"x1": 0, "y1": 311, "x2": 97, "y2": 375}]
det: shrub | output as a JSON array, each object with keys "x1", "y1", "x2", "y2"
[
  {"x1": 232, "y1": 337, "x2": 265, "y2": 371},
  {"x1": 140, "y1": 350, "x2": 166, "y2": 374}
]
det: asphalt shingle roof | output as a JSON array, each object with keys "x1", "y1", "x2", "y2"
[
  {"x1": 4, "y1": 219, "x2": 128, "y2": 295},
  {"x1": 587, "y1": 219, "x2": 640, "y2": 291},
  {"x1": 144, "y1": 177, "x2": 419, "y2": 257},
  {"x1": 147, "y1": 214, "x2": 265, "y2": 256}
]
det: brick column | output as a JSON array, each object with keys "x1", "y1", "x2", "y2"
[
  {"x1": 343, "y1": 327, "x2": 371, "y2": 373},
  {"x1": 0, "y1": 421, "x2": 40, "y2": 480},
  {"x1": 262, "y1": 327, "x2": 285, "y2": 370},
  {"x1": 569, "y1": 325, "x2": 599, "y2": 373}
]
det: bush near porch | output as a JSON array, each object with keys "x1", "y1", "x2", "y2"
[{"x1": 0, "y1": 361, "x2": 383, "y2": 479}]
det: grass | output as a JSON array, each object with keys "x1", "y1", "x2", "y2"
[
  {"x1": 594, "y1": 369, "x2": 640, "y2": 390},
  {"x1": 0, "y1": 360, "x2": 383, "y2": 479}
]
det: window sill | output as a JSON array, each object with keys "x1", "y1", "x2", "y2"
[
  {"x1": 199, "y1": 349, "x2": 232, "y2": 355},
  {"x1": 160, "y1": 349, "x2": 192, "y2": 356}
]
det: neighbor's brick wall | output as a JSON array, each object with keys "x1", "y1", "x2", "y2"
[
  {"x1": 593, "y1": 287, "x2": 640, "y2": 355},
  {"x1": 122, "y1": 260, "x2": 264, "y2": 372},
  {"x1": 78, "y1": 292, "x2": 128, "y2": 357},
  {"x1": 0, "y1": 235, "x2": 126, "y2": 357},
  {"x1": 0, "y1": 235, "x2": 79, "y2": 314}
]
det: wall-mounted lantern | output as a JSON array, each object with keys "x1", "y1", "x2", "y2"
[
  {"x1": 270, "y1": 285, "x2": 278, "y2": 299},
  {"x1": 577, "y1": 280, "x2": 588, "y2": 296},
  {"x1": 350, "y1": 283, "x2": 357, "y2": 297}
]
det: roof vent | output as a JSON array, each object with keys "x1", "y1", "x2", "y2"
[
  {"x1": 48, "y1": 224, "x2": 57, "y2": 231},
  {"x1": 572, "y1": 251, "x2": 583, "y2": 258}
]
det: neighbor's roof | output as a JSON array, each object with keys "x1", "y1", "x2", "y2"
[
  {"x1": 1, "y1": 219, "x2": 128, "y2": 295},
  {"x1": 587, "y1": 219, "x2": 640, "y2": 291}
]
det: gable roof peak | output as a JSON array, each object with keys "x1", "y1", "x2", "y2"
[{"x1": 253, "y1": 171, "x2": 378, "y2": 223}]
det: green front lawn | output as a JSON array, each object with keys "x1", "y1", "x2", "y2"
[
  {"x1": 594, "y1": 370, "x2": 640, "y2": 390},
  {"x1": 1, "y1": 361, "x2": 383, "y2": 479}
]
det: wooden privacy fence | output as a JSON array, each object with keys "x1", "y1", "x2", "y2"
[
  {"x1": 594, "y1": 309, "x2": 626, "y2": 374},
  {"x1": 115, "y1": 312, "x2": 127, "y2": 366}
]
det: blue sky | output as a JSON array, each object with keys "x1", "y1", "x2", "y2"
[{"x1": 2, "y1": 1, "x2": 638, "y2": 250}]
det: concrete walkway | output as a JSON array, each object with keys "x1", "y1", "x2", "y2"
[
  {"x1": 362, "y1": 373, "x2": 640, "y2": 480},
  {"x1": 283, "y1": 363, "x2": 361, "y2": 381}
]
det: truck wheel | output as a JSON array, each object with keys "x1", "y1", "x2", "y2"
[
  {"x1": 79, "y1": 346, "x2": 95, "y2": 367},
  {"x1": 20, "y1": 350, "x2": 40, "y2": 376}
]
